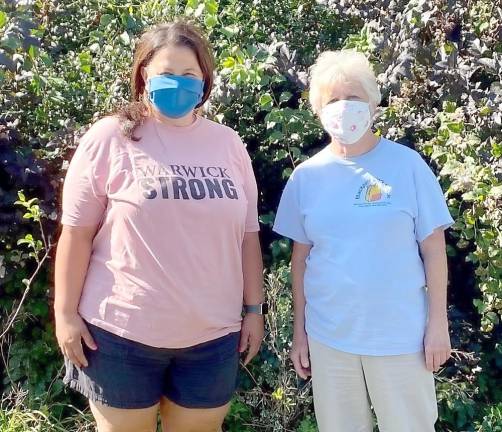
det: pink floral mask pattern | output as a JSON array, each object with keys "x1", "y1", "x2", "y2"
[{"x1": 320, "y1": 100, "x2": 372, "y2": 146}]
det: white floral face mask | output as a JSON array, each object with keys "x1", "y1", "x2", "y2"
[{"x1": 320, "y1": 100, "x2": 372, "y2": 145}]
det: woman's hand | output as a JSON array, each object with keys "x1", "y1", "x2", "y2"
[
  {"x1": 290, "y1": 329, "x2": 311, "y2": 379},
  {"x1": 55, "y1": 312, "x2": 97, "y2": 368},
  {"x1": 424, "y1": 317, "x2": 451, "y2": 372},
  {"x1": 239, "y1": 313, "x2": 264, "y2": 365}
]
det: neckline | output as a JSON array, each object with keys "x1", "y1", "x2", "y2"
[
  {"x1": 150, "y1": 113, "x2": 203, "y2": 134},
  {"x1": 325, "y1": 137, "x2": 386, "y2": 164}
]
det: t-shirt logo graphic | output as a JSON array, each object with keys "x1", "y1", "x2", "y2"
[
  {"x1": 365, "y1": 184, "x2": 383, "y2": 202},
  {"x1": 134, "y1": 160, "x2": 239, "y2": 201},
  {"x1": 354, "y1": 176, "x2": 392, "y2": 207}
]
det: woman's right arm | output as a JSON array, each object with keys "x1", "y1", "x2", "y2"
[
  {"x1": 290, "y1": 241, "x2": 312, "y2": 379},
  {"x1": 54, "y1": 225, "x2": 98, "y2": 368}
]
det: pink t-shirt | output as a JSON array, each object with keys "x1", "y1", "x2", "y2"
[{"x1": 61, "y1": 115, "x2": 260, "y2": 348}]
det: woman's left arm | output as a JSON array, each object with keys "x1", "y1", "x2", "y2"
[
  {"x1": 239, "y1": 231, "x2": 265, "y2": 365},
  {"x1": 420, "y1": 228, "x2": 452, "y2": 372}
]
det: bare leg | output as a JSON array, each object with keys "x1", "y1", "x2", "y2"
[
  {"x1": 89, "y1": 400, "x2": 159, "y2": 432},
  {"x1": 159, "y1": 397, "x2": 229, "y2": 432}
]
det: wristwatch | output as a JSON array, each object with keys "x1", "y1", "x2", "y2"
[{"x1": 243, "y1": 303, "x2": 269, "y2": 315}]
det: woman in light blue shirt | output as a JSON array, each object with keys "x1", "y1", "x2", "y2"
[{"x1": 273, "y1": 50, "x2": 454, "y2": 432}]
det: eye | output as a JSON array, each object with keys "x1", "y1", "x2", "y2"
[
  {"x1": 348, "y1": 95, "x2": 362, "y2": 100},
  {"x1": 327, "y1": 97, "x2": 339, "y2": 104}
]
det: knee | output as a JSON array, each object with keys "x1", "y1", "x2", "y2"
[
  {"x1": 96, "y1": 420, "x2": 157, "y2": 432},
  {"x1": 95, "y1": 415, "x2": 157, "y2": 432},
  {"x1": 90, "y1": 401, "x2": 158, "y2": 432}
]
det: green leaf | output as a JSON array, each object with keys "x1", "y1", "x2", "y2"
[
  {"x1": 204, "y1": 14, "x2": 218, "y2": 28},
  {"x1": 0, "y1": 11, "x2": 8, "y2": 29},
  {"x1": 473, "y1": 299, "x2": 487, "y2": 313},
  {"x1": 446, "y1": 122, "x2": 463, "y2": 133},
  {"x1": 443, "y1": 42, "x2": 455, "y2": 55},
  {"x1": 221, "y1": 25, "x2": 239, "y2": 38},
  {"x1": 14, "y1": 200, "x2": 29, "y2": 208},
  {"x1": 478, "y1": 21, "x2": 490, "y2": 33},
  {"x1": 26, "y1": 198, "x2": 38, "y2": 206},
  {"x1": 28, "y1": 45, "x2": 39, "y2": 59},
  {"x1": 40, "y1": 52, "x2": 53, "y2": 67},
  {"x1": 269, "y1": 131, "x2": 284, "y2": 143},
  {"x1": 2, "y1": 35, "x2": 21, "y2": 51},
  {"x1": 99, "y1": 14, "x2": 114, "y2": 27},
  {"x1": 258, "y1": 212, "x2": 275, "y2": 226},
  {"x1": 259, "y1": 93, "x2": 273, "y2": 109},
  {"x1": 279, "y1": 91, "x2": 292, "y2": 104},
  {"x1": 204, "y1": 0, "x2": 218, "y2": 15},
  {"x1": 443, "y1": 101, "x2": 457, "y2": 113},
  {"x1": 486, "y1": 312, "x2": 500, "y2": 324},
  {"x1": 78, "y1": 52, "x2": 92, "y2": 74},
  {"x1": 282, "y1": 167, "x2": 293, "y2": 179},
  {"x1": 290, "y1": 147, "x2": 301, "y2": 158},
  {"x1": 221, "y1": 57, "x2": 235, "y2": 68},
  {"x1": 479, "y1": 106, "x2": 491, "y2": 116},
  {"x1": 275, "y1": 148, "x2": 288, "y2": 159}
]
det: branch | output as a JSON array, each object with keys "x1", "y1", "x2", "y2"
[{"x1": 0, "y1": 243, "x2": 53, "y2": 340}]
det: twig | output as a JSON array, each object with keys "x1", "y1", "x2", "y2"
[{"x1": 0, "y1": 244, "x2": 53, "y2": 339}]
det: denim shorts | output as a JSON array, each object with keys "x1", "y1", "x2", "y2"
[{"x1": 63, "y1": 322, "x2": 241, "y2": 409}]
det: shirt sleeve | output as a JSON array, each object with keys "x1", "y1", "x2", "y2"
[
  {"x1": 234, "y1": 132, "x2": 260, "y2": 232},
  {"x1": 61, "y1": 124, "x2": 110, "y2": 227},
  {"x1": 273, "y1": 169, "x2": 312, "y2": 245},
  {"x1": 412, "y1": 153, "x2": 454, "y2": 243}
]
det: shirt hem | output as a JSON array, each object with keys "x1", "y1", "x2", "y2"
[
  {"x1": 417, "y1": 220, "x2": 454, "y2": 243},
  {"x1": 60, "y1": 217, "x2": 102, "y2": 227},
  {"x1": 272, "y1": 226, "x2": 312, "y2": 245},
  {"x1": 80, "y1": 313, "x2": 242, "y2": 349},
  {"x1": 306, "y1": 330, "x2": 424, "y2": 356}
]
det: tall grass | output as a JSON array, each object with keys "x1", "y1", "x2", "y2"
[{"x1": 0, "y1": 390, "x2": 95, "y2": 432}]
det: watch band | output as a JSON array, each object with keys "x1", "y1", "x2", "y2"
[{"x1": 244, "y1": 303, "x2": 269, "y2": 315}]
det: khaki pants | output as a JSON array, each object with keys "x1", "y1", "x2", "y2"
[{"x1": 308, "y1": 337, "x2": 438, "y2": 432}]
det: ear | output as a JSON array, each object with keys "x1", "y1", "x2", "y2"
[
  {"x1": 369, "y1": 101, "x2": 378, "y2": 118},
  {"x1": 141, "y1": 66, "x2": 148, "y2": 86}
]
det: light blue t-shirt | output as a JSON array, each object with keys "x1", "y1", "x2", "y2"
[{"x1": 273, "y1": 138, "x2": 454, "y2": 356}]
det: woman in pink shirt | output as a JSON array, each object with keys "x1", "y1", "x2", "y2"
[{"x1": 54, "y1": 21, "x2": 265, "y2": 432}]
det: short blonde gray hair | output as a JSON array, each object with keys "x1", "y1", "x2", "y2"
[{"x1": 309, "y1": 50, "x2": 381, "y2": 115}]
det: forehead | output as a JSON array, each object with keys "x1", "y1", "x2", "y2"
[
  {"x1": 325, "y1": 78, "x2": 367, "y2": 97},
  {"x1": 149, "y1": 45, "x2": 201, "y2": 68}
]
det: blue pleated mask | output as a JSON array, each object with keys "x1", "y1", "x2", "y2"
[{"x1": 147, "y1": 74, "x2": 204, "y2": 119}]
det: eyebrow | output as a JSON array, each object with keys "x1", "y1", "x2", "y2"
[
  {"x1": 161, "y1": 67, "x2": 199, "y2": 73},
  {"x1": 328, "y1": 94, "x2": 362, "y2": 101}
]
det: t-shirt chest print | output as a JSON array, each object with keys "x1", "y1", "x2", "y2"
[
  {"x1": 353, "y1": 173, "x2": 392, "y2": 207},
  {"x1": 135, "y1": 160, "x2": 239, "y2": 201}
]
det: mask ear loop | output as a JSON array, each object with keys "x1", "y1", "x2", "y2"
[
  {"x1": 194, "y1": 79, "x2": 206, "y2": 116},
  {"x1": 369, "y1": 102, "x2": 381, "y2": 131}
]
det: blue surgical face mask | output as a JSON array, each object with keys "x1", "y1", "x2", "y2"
[{"x1": 147, "y1": 74, "x2": 204, "y2": 119}]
